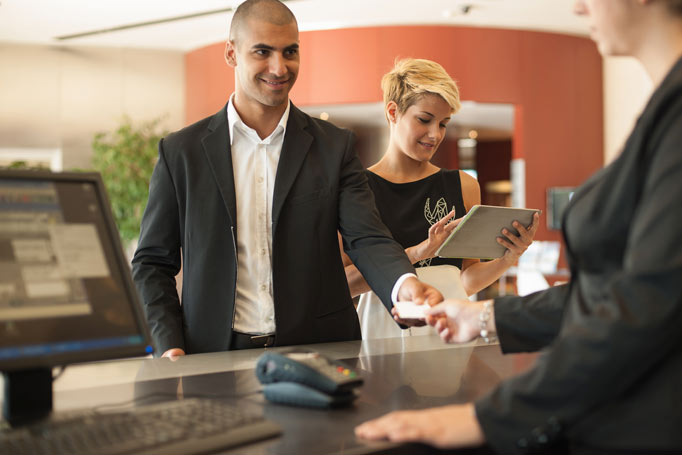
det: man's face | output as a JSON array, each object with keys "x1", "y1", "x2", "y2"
[{"x1": 226, "y1": 18, "x2": 299, "y2": 110}]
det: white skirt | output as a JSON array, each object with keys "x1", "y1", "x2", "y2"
[{"x1": 356, "y1": 264, "x2": 468, "y2": 340}]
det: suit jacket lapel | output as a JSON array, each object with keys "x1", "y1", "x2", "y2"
[
  {"x1": 202, "y1": 105, "x2": 237, "y2": 229},
  {"x1": 272, "y1": 104, "x2": 313, "y2": 228}
]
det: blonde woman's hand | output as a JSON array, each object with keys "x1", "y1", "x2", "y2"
[
  {"x1": 498, "y1": 212, "x2": 540, "y2": 265},
  {"x1": 413, "y1": 210, "x2": 460, "y2": 262}
]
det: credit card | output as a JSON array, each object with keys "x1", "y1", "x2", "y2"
[{"x1": 394, "y1": 301, "x2": 427, "y2": 319}]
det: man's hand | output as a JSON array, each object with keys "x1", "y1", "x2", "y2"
[
  {"x1": 394, "y1": 277, "x2": 444, "y2": 326},
  {"x1": 391, "y1": 306, "x2": 427, "y2": 327},
  {"x1": 397, "y1": 276, "x2": 443, "y2": 306},
  {"x1": 162, "y1": 348, "x2": 186, "y2": 359}
]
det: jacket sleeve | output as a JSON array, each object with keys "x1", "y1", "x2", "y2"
[
  {"x1": 336, "y1": 132, "x2": 415, "y2": 310},
  {"x1": 493, "y1": 283, "x2": 569, "y2": 353},
  {"x1": 475, "y1": 103, "x2": 682, "y2": 454},
  {"x1": 131, "y1": 138, "x2": 185, "y2": 355}
]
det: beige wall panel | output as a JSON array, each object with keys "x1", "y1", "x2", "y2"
[
  {"x1": 0, "y1": 45, "x2": 61, "y2": 148},
  {"x1": 59, "y1": 47, "x2": 126, "y2": 168},
  {"x1": 0, "y1": 44, "x2": 184, "y2": 170},
  {"x1": 121, "y1": 49, "x2": 184, "y2": 129}
]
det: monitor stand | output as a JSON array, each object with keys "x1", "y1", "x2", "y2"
[{"x1": 3, "y1": 367, "x2": 53, "y2": 426}]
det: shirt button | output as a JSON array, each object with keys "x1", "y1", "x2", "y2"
[
  {"x1": 261, "y1": 249, "x2": 266, "y2": 255},
  {"x1": 261, "y1": 284, "x2": 267, "y2": 291},
  {"x1": 257, "y1": 177, "x2": 264, "y2": 183}
]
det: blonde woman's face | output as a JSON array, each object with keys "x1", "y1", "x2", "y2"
[{"x1": 391, "y1": 94, "x2": 452, "y2": 163}]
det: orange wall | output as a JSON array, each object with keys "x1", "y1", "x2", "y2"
[
  {"x1": 184, "y1": 26, "x2": 603, "y2": 261},
  {"x1": 185, "y1": 42, "x2": 234, "y2": 126}
]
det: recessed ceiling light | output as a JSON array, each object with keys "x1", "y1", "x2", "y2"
[{"x1": 442, "y1": 4, "x2": 473, "y2": 18}]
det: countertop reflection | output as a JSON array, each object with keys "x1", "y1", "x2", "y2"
[{"x1": 7, "y1": 335, "x2": 538, "y2": 454}]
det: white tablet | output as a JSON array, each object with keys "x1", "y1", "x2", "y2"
[{"x1": 435, "y1": 205, "x2": 541, "y2": 260}]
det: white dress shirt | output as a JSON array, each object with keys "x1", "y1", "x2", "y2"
[
  {"x1": 227, "y1": 96, "x2": 413, "y2": 335},
  {"x1": 228, "y1": 96, "x2": 289, "y2": 334}
]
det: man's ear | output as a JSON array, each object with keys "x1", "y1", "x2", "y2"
[
  {"x1": 386, "y1": 101, "x2": 399, "y2": 124},
  {"x1": 225, "y1": 40, "x2": 237, "y2": 67}
]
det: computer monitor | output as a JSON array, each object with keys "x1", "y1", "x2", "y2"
[
  {"x1": 546, "y1": 187, "x2": 575, "y2": 230},
  {"x1": 0, "y1": 170, "x2": 153, "y2": 425}
]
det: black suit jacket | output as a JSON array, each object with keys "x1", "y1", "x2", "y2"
[
  {"x1": 475, "y1": 57, "x2": 682, "y2": 454},
  {"x1": 131, "y1": 103, "x2": 414, "y2": 355}
]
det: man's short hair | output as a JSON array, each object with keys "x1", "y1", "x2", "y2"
[{"x1": 229, "y1": 0, "x2": 297, "y2": 42}]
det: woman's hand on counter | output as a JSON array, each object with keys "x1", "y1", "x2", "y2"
[{"x1": 355, "y1": 402, "x2": 485, "y2": 449}]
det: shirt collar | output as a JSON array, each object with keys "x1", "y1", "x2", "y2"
[{"x1": 227, "y1": 94, "x2": 291, "y2": 146}]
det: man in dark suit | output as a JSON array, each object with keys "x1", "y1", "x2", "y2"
[{"x1": 132, "y1": 0, "x2": 442, "y2": 358}]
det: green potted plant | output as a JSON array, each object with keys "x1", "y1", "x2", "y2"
[{"x1": 92, "y1": 117, "x2": 166, "y2": 252}]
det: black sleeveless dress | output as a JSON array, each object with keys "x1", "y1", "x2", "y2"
[{"x1": 366, "y1": 169, "x2": 467, "y2": 269}]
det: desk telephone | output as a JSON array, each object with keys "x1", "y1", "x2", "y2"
[{"x1": 255, "y1": 350, "x2": 363, "y2": 408}]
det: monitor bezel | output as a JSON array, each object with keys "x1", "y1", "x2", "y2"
[{"x1": 0, "y1": 169, "x2": 154, "y2": 371}]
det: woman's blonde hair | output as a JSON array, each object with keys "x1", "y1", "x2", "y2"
[{"x1": 381, "y1": 58, "x2": 461, "y2": 118}]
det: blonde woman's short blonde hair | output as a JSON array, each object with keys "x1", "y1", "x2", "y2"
[{"x1": 381, "y1": 58, "x2": 461, "y2": 118}]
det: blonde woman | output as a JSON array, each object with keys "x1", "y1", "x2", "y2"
[{"x1": 341, "y1": 58, "x2": 538, "y2": 337}]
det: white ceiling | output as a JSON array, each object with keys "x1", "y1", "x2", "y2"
[
  {"x1": 0, "y1": 0, "x2": 589, "y2": 139},
  {"x1": 0, "y1": 0, "x2": 587, "y2": 51}
]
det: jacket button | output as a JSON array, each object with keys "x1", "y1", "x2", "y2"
[
  {"x1": 547, "y1": 416, "x2": 562, "y2": 432},
  {"x1": 517, "y1": 437, "x2": 529, "y2": 449},
  {"x1": 530, "y1": 426, "x2": 549, "y2": 446}
]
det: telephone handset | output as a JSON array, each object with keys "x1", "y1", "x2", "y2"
[{"x1": 255, "y1": 350, "x2": 363, "y2": 408}]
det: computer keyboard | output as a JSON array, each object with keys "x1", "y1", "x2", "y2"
[{"x1": 0, "y1": 397, "x2": 281, "y2": 455}]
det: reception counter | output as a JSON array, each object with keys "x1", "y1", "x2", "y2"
[{"x1": 7, "y1": 335, "x2": 538, "y2": 454}]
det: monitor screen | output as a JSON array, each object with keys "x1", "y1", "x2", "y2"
[
  {"x1": 0, "y1": 170, "x2": 153, "y2": 372},
  {"x1": 546, "y1": 187, "x2": 575, "y2": 230}
]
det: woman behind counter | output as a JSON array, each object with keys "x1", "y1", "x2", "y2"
[
  {"x1": 356, "y1": 0, "x2": 682, "y2": 453},
  {"x1": 340, "y1": 58, "x2": 538, "y2": 337}
]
